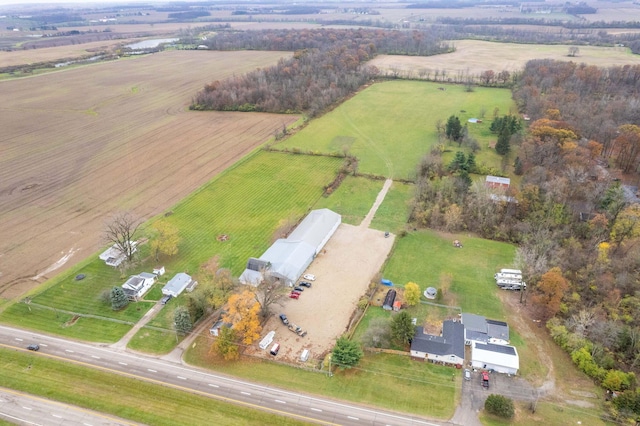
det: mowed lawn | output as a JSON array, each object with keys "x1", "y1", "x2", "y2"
[
  {"x1": 313, "y1": 176, "x2": 384, "y2": 225},
  {"x1": 276, "y1": 81, "x2": 514, "y2": 179},
  {"x1": 0, "y1": 152, "x2": 341, "y2": 342},
  {"x1": 382, "y1": 230, "x2": 516, "y2": 318}
]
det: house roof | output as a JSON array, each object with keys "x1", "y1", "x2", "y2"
[
  {"x1": 139, "y1": 272, "x2": 156, "y2": 279},
  {"x1": 472, "y1": 341, "x2": 519, "y2": 370},
  {"x1": 411, "y1": 320, "x2": 465, "y2": 359},
  {"x1": 287, "y1": 208, "x2": 341, "y2": 253},
  {"x1": 485, "y1": 176, "x2": 511, "y2": 185},
  {"x1": 123, "y1": 275, "x2": 145, "y2": 291},
  {"x1": 486, "y1": 319, "x2": 510, "y2": 341},
  {"x1": 462, "y1": 313, "x2": 510, "y2": 342},
  {"x1": 163, "y1": 273, "x2": 192, "y2": 296},
  {"x1": 461, "y1": 313, "x2": 487, "y2": 333}
]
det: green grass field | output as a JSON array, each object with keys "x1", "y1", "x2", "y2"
[
  {"x1": 370, "y1": 181, "x2": 414, "y2": 233},
  {"x1": 313, "y1": 175, "x2": 384, "y2": 225},
  {"x1": 277, "y1": 81, "x2": 514, "y2": 179},
  {"x1": 185, "y1": 336, "x2": 459, "y2": 419},
  {"x1": 0, "y1": 151, "x2": 342, "y2": 342},
  {"x1": 0, "y1": 348, "x2": 306, "y2": 426}
]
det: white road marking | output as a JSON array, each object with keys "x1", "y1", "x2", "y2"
[
  {"x1": 147, "y1": 369, "x2": 157, "y2": 373},
  {"x1": 91, "y1": 355, "x2": 100, "y2": 359},
  {"x1": 310, "y1": 408, "x2": 322, "y2": 412},
  {"x1": 84, "y1": 423, "x2": 93, "y2": 426},
  {"x1": 348, "y1": 416, "x2": 359, "y2": 420},
  {"x1": 177, "y1": 376, "x2": 187, "y2": 380},
  {"x1": 39, "y1": 344, "x2": 47, "y2": 347},
  {"x1": 208, "y1": 384, "x2": 219, "y2": 388},
  {"x1": 15, "y1": 338, "x2": 23, "y2": 341},
  {"x1": 241, "y1": 391, "x2": 251, "y2": 396},
  {"x1": 118, "y1": 362, "x2": 127, "y2": 366},
  {"x1": 22, "y1": 406, "x2": 32, "y2": 410},
  {"x1": 52, "y1": 414, "x2": 62, "y2": 418},
  {"x1": 0, "y1": 413, "x2": 42, "y2": 425},
  {"x1": 65, "y1": 349, "x2": 74, "y2": 353},
  {"x1": 275, "y1": 400, "x2": 286, "y2": 404}
]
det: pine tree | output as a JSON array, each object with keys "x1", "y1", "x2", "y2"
[
  {"x1": 495, "y1": 127, "x2": 511, "y2": 155},
  {"x1": 110, "y1": 286, "x2": 129, "y2": 311},
  {"x1": 391, "y1": 311, "x2": 415, "y2": 346},
  {"x1": 466, "y1": 152, "x2": 476, "y2": 173},
  {"x1": 174, "y1": 306, "x2": 193, "y2": 335},
  {"x1": 445, "y1": 115, "x2": 462, "y2": 142},
  {"x1": 332, "y1": 337, "x2": 363, "y2": 369}
]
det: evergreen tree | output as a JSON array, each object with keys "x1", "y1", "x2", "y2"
[
  {"x1": 445, "y1": 115, "x2": 462, "y2": 142},
  {"x1": 514, "y1": 156, "x2": 523, "y2": 175},
  {"x1": 466, "y1": 152, "x2": 476, "y2": 173},
  {"x1": 448, "y1": 151, "x2": 467, "y2": 172},
  {"x1": 391, "y1": 311, "x2": 415, "y2": 346},
  {"x1": 110, "y1": 286, "x2": 129, "y2": 311},
  {"x1": 485, "y1": 394, "x2": 515, "y2": 418},
  {"x1": 332, "y1": 337, "x2": 363, "y2": 369},
  {"x1": 495, "y1": 127, "x2": 511, "y2": 155},
  {"x1": 174, "y1": 306, "x2": 193, "y2": 335}
]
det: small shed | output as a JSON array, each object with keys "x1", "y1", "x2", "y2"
[
  {"x1": 393, "y1": 300, "x2": 402, "y2": 311},
  {"x1": 382, "y1": 289, "x2": 397, "y2": 310}
]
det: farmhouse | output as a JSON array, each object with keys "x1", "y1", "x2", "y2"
[
  {"x1": 239, "y1": 209, "x2": 341, "y2": 286},
  {"x1": 485, "y1": 175, "x2": 511, "y2": 190},
  {"x1": 410, "y1": 320, "x2": 465, "y2": 366},
  {"x1": 98, "y1": 242, "x2": 137, "y2": 267},
  {"x1": 121, "y1": 272, "x2": 156, "y2": 301},
  {"x1": 162, "y1": 272, "x2": 197, "y2": 297},
  {"x1": 210, "y1": 319, "x2": 233, "y2": 337},
  {"x1": 461, "y1": 313, "x2": 510, "y2": 345},
  {"x1": 471, "y1": 341, "x2": 519, "y2": 375}
]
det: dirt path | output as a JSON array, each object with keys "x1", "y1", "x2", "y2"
[
  {"x1": 110, "y1": 301, "x2": 163, "y2": 351},
  {"x1": 360, "y1": 178, "x2": 393, "y2": 229}
]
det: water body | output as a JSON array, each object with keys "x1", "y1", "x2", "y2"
[{"x1": 126, "y1": 38, "x2": 179, "y2": 49}]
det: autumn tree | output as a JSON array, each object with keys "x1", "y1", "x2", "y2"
[
  {"x1": 391, "y1": 311, "x2": 415, "y2": 346},
  {"x1": 331, "y1": 337, "x2": 363, "y2": 369},
  {"x1": 149, "y1": 220, "x2": 180, "y2": 262},
  {"x1": 223, "y1": 290, "x2": 262, "y2": 345},
  {"x1": 103, "y1": 211, "x2": 141, "y2": 263},
  {"x1": 532, "y1": 267, "x2": 570, "y2": 320},
  {"x1": 212, "y1": 326, "x2": 239, "y2": 361},
  {"x1": 610, "y1": 204, "x2": 640, "y2": 251},
  {"x1": 110, "y1": 286, "x2": 129, "y2": 311},
  {"x1": 612, "y1": 124, "x2": 640, "y2": 173},
  {"x1": 404, "y1": 282, "x2": 421, "y2": 306},
  {"x1": 253, "y1": 274, "x2": 288, "y2": 318}
]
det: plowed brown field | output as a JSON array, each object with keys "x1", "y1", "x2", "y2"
[{"x1": 0, "y1": 50, "x2": 296, "y2": 301}]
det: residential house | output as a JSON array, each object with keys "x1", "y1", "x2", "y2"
[
  {"x1": 410, "y1": 320, "x2": 465, "y2": 366},
  {"x1": 121, "y1": 272, "x2": 156, "y2": 301},
  {"x1": 99, "y1": 242, "x2": 137, "y2": 267},
  {"x1": 162, "y1": 272, "x2": 197, "y2": 297},
  {"x1": 485, "y1": 175, "x2": 511, "y2": 190},
  {"x1": 461, "y1": 313, "x2": 510, "y2": 345}
]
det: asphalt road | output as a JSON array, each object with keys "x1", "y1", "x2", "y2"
[
  {"x1": 0, "y1": 325, "x2": 447, "y2": 426},
  {"x1": 0, "y1": 387, "x2": 139, "y2": 426}
]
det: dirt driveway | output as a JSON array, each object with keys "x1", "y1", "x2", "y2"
[{"x1": 247, "y1": 223, "x2": 395, "y2": 363}]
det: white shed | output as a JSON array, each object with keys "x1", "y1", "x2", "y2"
[{"x1": 471, "y1": 341, "x2": 519, "y2": 375}]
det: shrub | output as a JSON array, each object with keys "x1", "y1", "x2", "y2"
[{"x1": 485, "y1": 394, "x2": 515, "y2": 419}]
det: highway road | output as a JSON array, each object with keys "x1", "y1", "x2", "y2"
[{"x1": 0, "y1": 325, "x2": 447, "y2": 426}]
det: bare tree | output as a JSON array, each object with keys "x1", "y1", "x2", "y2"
[
  {"x1": 253, "y1": 272, "x2": 288, "y2": 318},
  {"x1": 568, "y1": 46, "x2": 580, "y2": 57},
  {"x1": 103, "y1": 212, "x2": 141, "y2": 263}
]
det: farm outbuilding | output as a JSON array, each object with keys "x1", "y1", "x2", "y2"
[
  {"x1": 471, "y1": 341, "x2": 519, "y2": 375},
  {"x1": 239, "y1": 209, "x2": 341, "y2": 286},
  {"x1": 382, "y1": 289, "x2": 397, "y2": 310}
]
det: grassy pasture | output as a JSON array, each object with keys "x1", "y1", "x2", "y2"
[
  {"x1": 185, "y1": 336, "x2": 459, "y2": 419},
  {"x1": 0, "y1": 348, "x2": 306, "y2": 426},
  {"x1": 313, "y1": 176, "x2": 384, "y2": 225},
  {"x1": 370, "y1": 181, "x2": 414, "y2": 233},
  {"x1": 0, "y1": 49, "x2": 295, "y2": 302},
  {"x1": 370, "y1": 40, "x2": 640, "y2": 77},
  {"x1": 0, "y1": 152, "x2": 341, "y2": 342},
  {"x1": 277, "y1": 80, "x2": 514, "y2": 179}
]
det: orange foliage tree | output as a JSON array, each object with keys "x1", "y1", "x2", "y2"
[
  {"x1": 532, "y1": 267, "x2": 570, "y2": 320},
  {"x1": 223, "y1": 290, "x2": 262, "y2": 345}
]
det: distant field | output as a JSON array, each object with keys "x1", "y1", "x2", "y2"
[
  {"x1": 313, "y1": 176, "x2": 384, "y2": 225},
  {"x1": 0, "y1": 49, "x2": 294, "y2": 302},
  {"x1": 276, "y1": 80, "x2": 514, "y2": 179},
  {"x1": 0, "y1": 152, "x2": 340, "y2": 342},
  {"x1": 370, "y1": 40, "x2": 640, "y2": 76}
]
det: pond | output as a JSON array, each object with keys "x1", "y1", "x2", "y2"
[{"x1": 126, "y1": 38, "x2": 179, "y2": 49}]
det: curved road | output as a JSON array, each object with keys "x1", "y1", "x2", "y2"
[{"x1": 0, "y1": 325, "x2": 447, "y2": 426}]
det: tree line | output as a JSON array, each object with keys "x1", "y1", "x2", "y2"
[{"x1": 191, "y1": 29, "x2": 452, "y2": 115}]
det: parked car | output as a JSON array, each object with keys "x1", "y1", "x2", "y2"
[
  {"x1": 293, "y1": 286, "x2": 304, "y2": 292},
  {"x1": 464, "y1": 369, "x2": 471, "y2": 381},
  {"x1": 302, "y1": 274, "x2": 316, "y2": 281},
  {"x1": 481, "y1": 372, "x2": 490, "y2": 388},
  {"x1": 291, "y1": 289, "x2": 302, "y2": 295},
  {"x1": 160, "y1": 295, "x2": 172, "y2": 305},
  {"x1": 299, "y1": 281, "x2": 312, "y2": 288},
  {"x1": 289, "y1": 292, "x2": 300, "y2": 299},
  {"x1": 279, "y1": 314, "x2": 289, "y2": 325},
  {"x1": 270, "y1": 343, "x2": 280, "y2": 356},
  {"x1": 27, "y1": 344, "x2": 39, "y2": 351}
]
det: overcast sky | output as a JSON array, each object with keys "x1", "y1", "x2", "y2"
[{"x1": 0, "y1": 0, "x2": 162, "y2": 6}]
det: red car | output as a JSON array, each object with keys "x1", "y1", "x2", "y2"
[
  {"x1": 481, "y1": 372, "x2": 490, "y2": 388},
  {"x1": 289, "y1": 292, "x2": 300, "y2": 299}
]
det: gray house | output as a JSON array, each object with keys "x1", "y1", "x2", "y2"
[
  {"x1": 162, "y1": 273, "x2": 197, "y2": 297},
  {"x1": 461, "y1": 313, "x2": 510, "y2": 345},
  {"x1": 410, "y1": 320, "x2": 465, "y2": 366}
]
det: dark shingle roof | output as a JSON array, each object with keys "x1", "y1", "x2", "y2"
[{"x1": 411, "y1": 321, "x2": 464, "y2": 359}]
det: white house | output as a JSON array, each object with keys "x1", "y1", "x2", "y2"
[
  {"x1": 461, "y1": 313, "x2": 510, "y2": 345},
  {"x1": 99, "y1": 242, "x2": 137, "y2": 267},
  {"x1": 121, "y1": 272, "x2": 156, "y2": 301},
  {"x1": 471, "y1": 341, "x2": 519, "y2": 375},
  {"x1": 410, "y1": 320, "x2": 465, "y2": 366},
  {"x1": 162, "y1": 272, "x2": 196, "y2": 297}
]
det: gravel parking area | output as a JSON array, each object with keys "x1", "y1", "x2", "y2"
[{"x1": 248, "y1": 223, "x2": 395, "y2": 363}]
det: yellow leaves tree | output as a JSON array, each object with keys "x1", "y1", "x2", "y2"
[
  {"x1": 149, "y1": 220, "x2": 180, "y2": 262},
  {"x1": 532, "y1": 267, "x2": 569, "y2": 320},
  {"x1": 404, "y1": 282, "x2": 421, "y2": 306},
  {"x1": 610, "y1": 204, "x2": 640, "y2": 250},
  {"x1": 223, "y1": 290, "x2": 262, "y2": 345}
]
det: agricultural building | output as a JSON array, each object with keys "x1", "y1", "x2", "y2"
[
  {"x1": 162, "y1": 272, "x2": 197, "y2": 297},
  {"x1": 99, "y1": 242, "x2": 137, "y2": 267},
  {"x1": 121, "y1": 272, "x2": 156, "y2": 301},
  {"x1": 410, "y1": 320, "x2": 465, "y2": 366},
  {"x1": 382, "y1": 289, "x2": 397, "y2": 310},
  {"x1": 239, "y1": 209, "x2": 341, "y2": 286},
  {"x1": 471, "y1": 342, "x2": 519, "y2": 375},
  {"x1": 485, "y1": 175, "x2": 511, "y2": 189}
]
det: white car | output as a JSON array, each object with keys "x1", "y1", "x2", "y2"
[{"x1": 302, "y1": 274, "x2": 316, "y2": 281}]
